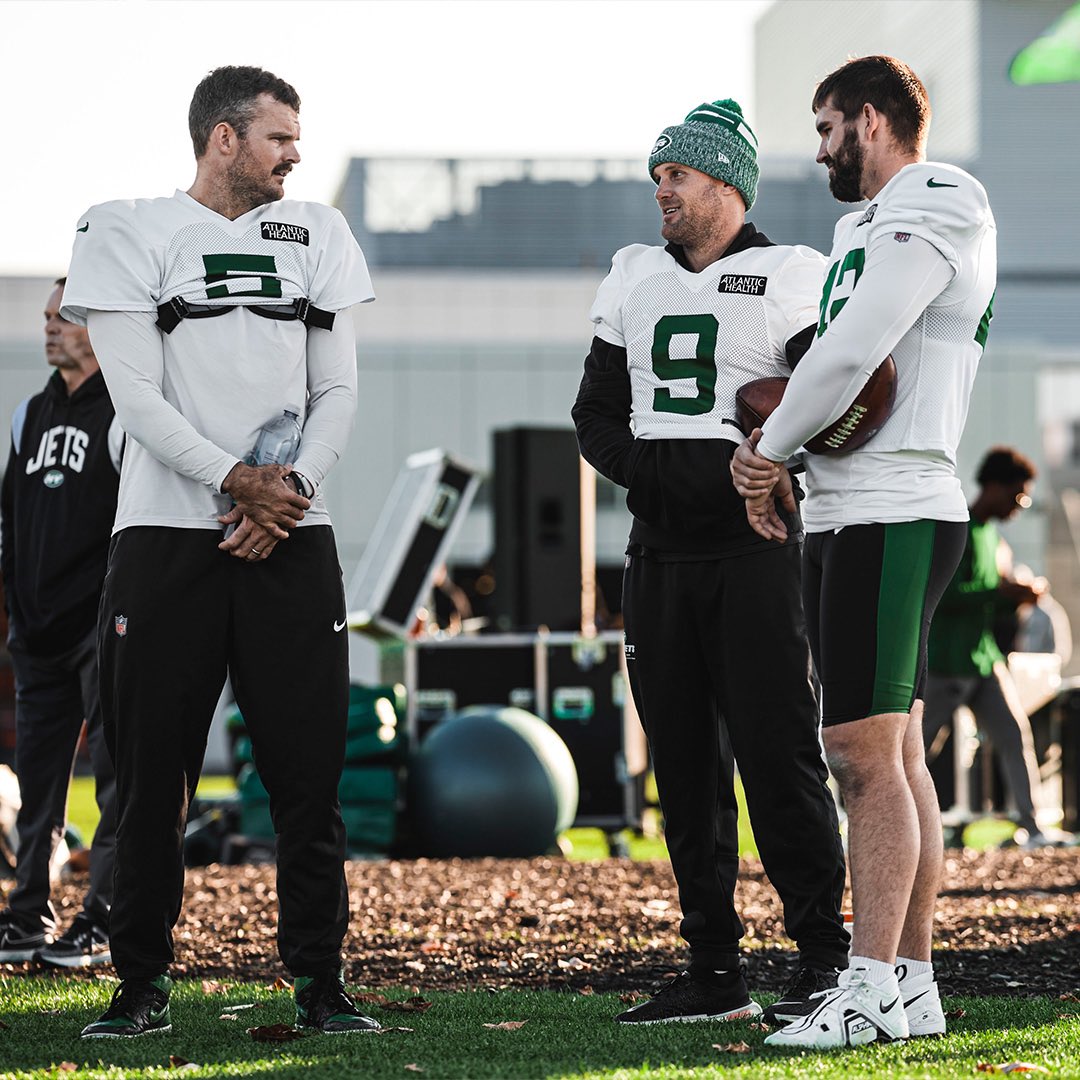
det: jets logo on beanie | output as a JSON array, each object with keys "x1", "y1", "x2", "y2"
[{"x1": 648, "y1": 98, "x2": 760, "y2": 210}]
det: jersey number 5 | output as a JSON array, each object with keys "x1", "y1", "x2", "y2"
[
  {"x1": 651, "y1": 313, "x2": 719, "y2": 416},
  {"x1": 202, "y1": 254, "x2": 282, "y2": 299}
]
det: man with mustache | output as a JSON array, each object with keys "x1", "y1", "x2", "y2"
[
  {"x1": 573, "y1": 98, "x2": 849, "y2": 1026},
  {"x1": 732, "y1": 56, "x2": 997, "y2": 1047},
  {"x1": 61, "y1": 66, "x2": 378, "y2": 1038}
]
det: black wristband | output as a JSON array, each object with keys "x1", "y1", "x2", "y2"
[{"x1": 289, "y1": 470, "x2": 314, "y2": 499}]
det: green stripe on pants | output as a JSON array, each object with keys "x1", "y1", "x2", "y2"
[{"x1": 871, "y1": 520, "x2": 937, "y2": 716}]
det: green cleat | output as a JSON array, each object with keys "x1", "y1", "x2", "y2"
[
  {"x1": 81, "y1": 975, "x2": 172, "y2": 1038},
  {"x1": 294, "y1": 971, "x2": 381, "y2": 1034}
]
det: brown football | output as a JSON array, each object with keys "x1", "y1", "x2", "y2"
[{"x1": 735, "y1": 355, "x2": 897, "y2": 455}]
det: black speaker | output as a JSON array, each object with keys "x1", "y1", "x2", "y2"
[{"x1": 493, "y1": 427, "x2": 581, "y2": 631}]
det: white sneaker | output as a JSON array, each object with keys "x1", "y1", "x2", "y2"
[
  {"x1": 764, "y1": 967, "x2": 909, "y2": 1048},
  {"x1": 896, "y1": 963, "x2": 945, "y2": 1037}
]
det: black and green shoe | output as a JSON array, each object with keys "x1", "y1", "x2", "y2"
[
  {"x1": 295, "y1": 971, "x2": 381, "y2": 1034},
  {"x1": 81, "y1": 975, "x2": 172, "y2": 1038}
]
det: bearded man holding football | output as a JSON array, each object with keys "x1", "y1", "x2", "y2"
[
  {"x1": 572, "y1": 99, "x2": 848, "y2": 1026},
  {"x1": 732, "y1": 56, "x2": 997, "y2": 1049}
]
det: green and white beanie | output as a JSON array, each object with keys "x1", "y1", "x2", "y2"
[{"x1": 648, "y1": 98, "x2": 760, "y2": 209}]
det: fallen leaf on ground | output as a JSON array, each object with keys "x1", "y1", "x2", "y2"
[
  {"x1": 578, "y1": 986, "x2": 594, "y2": 996},
  {"x1": 556, "y1": 956, "x2": 588, "y2": 971},
  {"x1": 201, "y1": 980, "x2": 228, "y2": 994},
  {"x1": 404, "y1": 960, "x2": 426, "y2": 973},
  {"x1": 749, "y1": 1022, "x2": 770, "y2": 1031},
  {"x1": 39, "y1": 1009, "x2": 61, "y2": 1017},
  {"x1": 419, "y1": 941, "x2": 446, "y2": 955},
  {"x1": 247, "y1": 1023, "x2": 308, "y2": 1042},
  {"x1": 355, "y1": 992, "x2": 390, "y2": 1005},
  {"x1": 168, "y1": 1056, "x2": 191, "y2": 1066},
  {"x1": 382, "y1": 996, "x2": 433, "y2": 1013},
  {"x1": 619, "y1": 991, "x2": 645, "y2": 1004},
  {"x1": 1059, "y1": 991, "x2": 1080, "y2": 1002},
  {"x1": 268, "y1": 976, "x2": 292, "y2": 992},
  {"x1": 945, "y1": 1008, "x2": 967, "y2": 1020},
  {"x1": 713, "y1": 1041, "x2": 751, "y2": 1053},
  {"x1": 57, "y1": 1066, "x2": 78, "y2": 1074},
  {"x1": 976, "y1": 1064, "x2": 1051, "y2": 1074},
  {"x1": 404, "y1": 1066, "x2": 424, "y2": 1073},
  {"x1": 483, "y1": 1021, "x2": 527, "y2": 1030}
]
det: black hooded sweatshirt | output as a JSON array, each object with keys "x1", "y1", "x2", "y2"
[{"x1": 1, "y1": 369, "x2": 120, "y2": 653}]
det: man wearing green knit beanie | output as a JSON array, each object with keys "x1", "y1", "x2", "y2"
[
  {"x1": 573, "y1": 99, "x2": 847, "y2": 1029},
  {"x1": 648, "y1": 98, "x2": 760, "y2": 209}
]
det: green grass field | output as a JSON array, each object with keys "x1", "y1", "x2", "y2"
[{"x1": 0, "y1": 978, "x2": 1077, "y2": 1079}]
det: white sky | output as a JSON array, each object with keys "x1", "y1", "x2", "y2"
[{"x1": 1, "y1": 0, "x2": 773, "y2": 275}]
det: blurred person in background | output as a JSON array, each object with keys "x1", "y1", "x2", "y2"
[
  {"x1": 0, "y1": 277, "x2": 120, "y2": 967},
  {"x1": 924, "y1": 446, "x2": 1071, "y2": 848}
]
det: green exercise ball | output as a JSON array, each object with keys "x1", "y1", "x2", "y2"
[{"x1": 409, "y1": 706, "x2": 579, "y2": 857}]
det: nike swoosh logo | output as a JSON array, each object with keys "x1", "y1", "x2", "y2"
[
  {"x1": 926, "y1": 178, "x2": 958, "y2": 188},
  {"x1": 76, "y1": 222, "x2": 90, "y2": 232},
  {"x1": 333, "y1": 619, "x2": 348, "y2": 632},
  {"x1": 880, "y1": 996, "x2": 900, "y2": 1013},
  {"x1": 903, "y1": 989, "x2": 929, "y2": 1007}
]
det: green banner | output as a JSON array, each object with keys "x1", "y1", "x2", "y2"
[{"x1": 1010, "y1": 2, "x2": 1080, "y2": 85}]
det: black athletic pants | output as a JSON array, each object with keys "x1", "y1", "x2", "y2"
[
  {"x1": 622, "y1": 543, "x2": 848, "y2": 973},
  {"x1": 98, "y1": 525, "x2": 350, "y2": 980},
  {"x1": 8, "y1": 628, "x2": 116, "y2": 929}
]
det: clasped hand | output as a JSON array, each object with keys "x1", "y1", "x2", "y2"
[
  {"x1": 217, "y1": 462, "x2": 310, "y2": 562},
  {"x1": 730, "y1": 429, "x2": 795, "y2": 542}
]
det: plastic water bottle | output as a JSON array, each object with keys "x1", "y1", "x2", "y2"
[
  {"x1": 248, "y1": 407, "x2": 302, "y2": 466},
  {"x1": 224, "y1": 407, "x2": 303, "y2": 538}
]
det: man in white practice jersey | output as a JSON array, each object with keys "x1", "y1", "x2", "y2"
[
  {"x1": 731, "y1": 55, "x2": 996, "y2": 1048},
  {"x1": 62, "y1": 65, "x2": 378, "y2": 1038}
]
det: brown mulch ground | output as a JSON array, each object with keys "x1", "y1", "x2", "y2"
[{"x1": 3, "y1": 848, "x2": 1079, "y2": 998}]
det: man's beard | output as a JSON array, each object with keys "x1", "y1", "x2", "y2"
[
  {"x1": 661, "y1": 188, "x2": 726, "y2": 249},
  {"x1": 825, "y1": 125, "x2": 865, "y2": 203},
  {"x1": 229, "y1": 143, "x2": 287, "y2": 209}
]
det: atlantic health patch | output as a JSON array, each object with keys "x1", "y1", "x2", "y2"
[
  {"x1": 260, "y1": 222, "x2": 310, "y2": 245},
  {"x1": 717, "y1": 274, "x2": 767, "y2": 296}
]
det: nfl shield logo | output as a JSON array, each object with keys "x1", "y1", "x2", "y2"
[{"x1": 115, "y1": 615, "x2": 128, "y2": 637}]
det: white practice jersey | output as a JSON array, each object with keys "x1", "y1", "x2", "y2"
[
  {"x1": 590, "y1": 239, "x2": 826, "y2": 442},
  {"x1": 61, "y1": 191, "x2": 374, "y2": 531},
  {"x1": 757, "y1": 161, "x2": 997, "y2": 531}
]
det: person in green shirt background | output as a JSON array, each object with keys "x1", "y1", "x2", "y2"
[{"x1": 923, "y1": 446, "x2": 1066, "y2": 848}]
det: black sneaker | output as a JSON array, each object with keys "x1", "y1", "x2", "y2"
[
  {"x1": 762, "y1": 965, "x2": 841, "y2": 1026},
  {"x1": 0, "y1": 909, "x2": 53, "y2": 962},
  {"x1": 294, "y1": 972, "x2": 381, "y2": 1034},
  {"x1": 35, "y1": 913, "x2": 111, "y2": 969},
  {"x1": 615, "y1": 970, "x2": 763, "y2": 1025},
  {"x1": 80, "y1": 976, "x2": 172, "y2": 1038}
]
